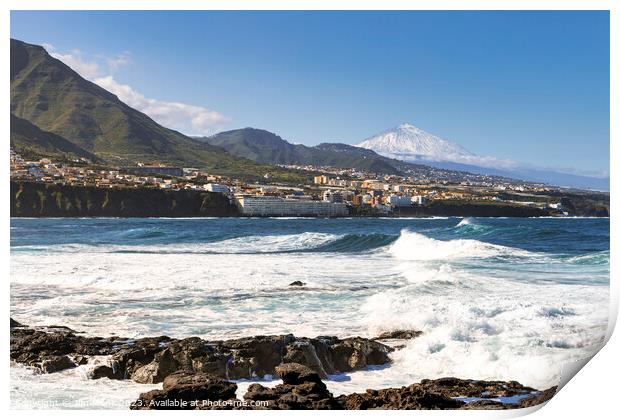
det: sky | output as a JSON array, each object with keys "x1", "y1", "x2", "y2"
[{"x1": 10, "y1": 11, "x2": 610, "y2": 176}]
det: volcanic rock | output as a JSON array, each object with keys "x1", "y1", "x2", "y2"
[
  {"x1": 372, "y1": 330, "x2": 422, "y2": 340},
  {"x1": 126, "y1": 334, "x2": 392, "y2": 384},
  {"x1": 88, "y1": 364, "x2": 124, "y2": 380},
  {"x1": 289, "y1": 281, "x2": 306, "y2": 287},
  {"x1": 339, "y1": 378, "x2": 550, "y2": 410},
  {"x1": 10, "y1": 320, "x2": 391, "y2": 386},
  {"x1": 40, "y1": 355, "x2": 77, "y2": 373},
  {"x1": 10, "y1": 318, "x2": 24, "y2": 328},
  {"x1": 243, "y1": 363, "x2": 343, "y2": 410},
  {"x1": 131, "y1": 371, "x2": 238, "y2": 410}
]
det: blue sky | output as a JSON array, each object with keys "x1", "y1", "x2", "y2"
[{"x1": 11, "y1": 11, "x2": 609, "y2": 175}]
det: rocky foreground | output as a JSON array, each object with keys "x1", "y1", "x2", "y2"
[{"x1": 10, "y1": 318, "x2": 556, "y2": 410}]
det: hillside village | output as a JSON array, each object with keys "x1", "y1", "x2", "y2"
[{"x1": 11, "y1": 148, "x2": 575, "y2": 217}]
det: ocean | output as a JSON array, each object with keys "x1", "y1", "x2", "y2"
[{"x1": 10, "y1": 217, "x2": 610, "y2": 409}]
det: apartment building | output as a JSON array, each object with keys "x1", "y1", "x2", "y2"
[{"x1": 235, "y1": 195, "x2": 348, "y2": 217}]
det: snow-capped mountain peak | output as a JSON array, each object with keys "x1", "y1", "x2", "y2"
[{"x1": 357, "y1": 123, "x2": 474, "y2": 162}]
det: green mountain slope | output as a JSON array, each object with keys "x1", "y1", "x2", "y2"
[
  {"x1": 202, "y1": 128, "x2": 302, "y2": 164},
  {"x1": 198, "y1": 128, "x2": 427, "y2": 175},
  {"x1": 10, "y1": 39, "x2": 312, "y2": 182},
  {"x1": 10, "y1": 114, "x2": 101, "y2": 162}
]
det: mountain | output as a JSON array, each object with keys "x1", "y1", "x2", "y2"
[
  {"x1": 357, "y1": 123, "x2": 476, "y2": 164},
  {"x1": 10, "y1": 114, "x2": 100, "y2": 162},
  {"x1": 357, "y1": 123, "x2": 609, "y2": 191},
  {"x1": 9, "y1": 39, "x2": 311, "y2": 182},
  {"x1": 200, "y1": 128, "x2": 302, "y2": 164},
  {"x1": 198, "y1": 128, "x2": 423, "y2": 175}
]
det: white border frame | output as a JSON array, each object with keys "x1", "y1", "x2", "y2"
[{"x1": 3, "y1": 2, "x2": 617, "y2": 419}]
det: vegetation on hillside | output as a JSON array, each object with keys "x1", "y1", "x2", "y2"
[
  {"x1": 10, "y1": 39, "x2": 316, "y2": 183},
  {"x1": 199, "y1": 128, "x2": 432, "y2": 175},
  {"x1": 10, "y1": 114, "x2": 101, "y2": 162}
]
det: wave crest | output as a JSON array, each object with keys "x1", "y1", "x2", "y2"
[
  {"x1": 388, "y1": 230, "x2": 527, "y2": 261},
  {"x1": 456, "y1": 217, "x2": 474, "y2": 227},
  {"x1": 13, "y1": 232, "x2": 399, "y2": 255}
]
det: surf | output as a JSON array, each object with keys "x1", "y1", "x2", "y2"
[{"x1": 388, "y1": 229, "x2": 532, "y2": 261}]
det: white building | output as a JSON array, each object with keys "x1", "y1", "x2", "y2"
[
  {"x1": 206, "y1": 183, "x2": 230, "y2": 193},
  {"x1": 235, "y1": 195, "x2": 348, "y2": 217},
  {"x1": 285, "y1": 194, "x2": 314, "y2": 200},
  {"x1": 328, "y1": 178, "x2": 347, "y2": 187},
  {"x1": 387, "y1": 195, "x2": 412, "y2": 207},
  {"x1": 412, "y1": 195, "x2": 428, "y2": 205},
  {"x1": 323, "y1": 190, "x2": 344, "y2": 203}
]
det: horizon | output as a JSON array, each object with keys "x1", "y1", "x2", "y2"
[{"x1": 10, "y1": 10, "x2": 610, "y2": 176}]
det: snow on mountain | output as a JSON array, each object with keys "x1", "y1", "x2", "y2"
[
  {"x1": 357, "y1": 123, "x2": 513, "y2": 168},
  {"x1": 356, "y1": 123, "x2": 609, "y2": 190}
]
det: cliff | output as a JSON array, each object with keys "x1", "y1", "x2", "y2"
[
  {"x1": 10, "y1": 181, "x2": 239, "y2": 217},
  {"x1": 12, "y1": 181, "x2": 604, "y2": 218},
  {"x1": 392, "y1": 201, "x2": 553, "y2": 218}
]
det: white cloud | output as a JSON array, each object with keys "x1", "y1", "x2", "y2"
[
  {"x1": 94, "y1": 76, "x2": 228, "y2": 135},
  {"x1": 49, "y1": 49, "x2": 102, "y2": 80},
  {"x1": 43, "y1": 44, "x2": 227, "y2": 135},
  {"x1": 455, "y1": 154, "x2": 518, "y2": 170}
]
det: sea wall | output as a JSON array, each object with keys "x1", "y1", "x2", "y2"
[{"x1": 10, "y1": 181, "x2": 239, "y2": 217}]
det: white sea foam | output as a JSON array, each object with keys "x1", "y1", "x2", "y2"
[
  {"x1": 358, "y1": 274, "x2": 608, "y2": 390},
  {"x1": 456, "y1": 217, "x2": 474, "y2": 227},
  {"x1": 388, "y1": 229, "x2": 531, "y2": 261},
  {"x1": 10, "y1": 224, "x2": 609, "y2": 408},
  {"x1": 10, "y1": 247, "x2": 402, "y2": 338},
  {"x1": 10, "y1": 359, "x2": 158, "y2": 409}
]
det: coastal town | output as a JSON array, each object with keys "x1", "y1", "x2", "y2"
[{"x1": 10, "y1": 149, "x2": 573, "y2": 217}]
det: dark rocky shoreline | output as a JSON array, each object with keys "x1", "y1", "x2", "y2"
[{"x1": 10, "y1": 318, "x2": 556, "y2": 410}]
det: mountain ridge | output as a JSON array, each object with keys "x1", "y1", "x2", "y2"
[
  {"x1": 10, "y1": 114, "x2": 101, "y2": 162},
  {"x1": 197, "y1": 128, "x2": 429, "y2": 175},
  {"x1": 9, "y1": 38, "x2": 314, "y2": 183}
]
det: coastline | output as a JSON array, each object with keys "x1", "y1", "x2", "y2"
[
  {"x1": 10, "y1": 180, "x2": 608, "y2": 218},
  {"x1": 10, "y1": 319, "x2": 557, "y2": 410}
]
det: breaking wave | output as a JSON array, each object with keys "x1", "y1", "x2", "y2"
[
  {"x1": 456, "y1": 217, "x2": 474, "y2": 227},
  {"x1": 564, "y1": 250, "x2": 610, "y2": 266},
  {"x1": 12, "y1": 230, "x2": 544, "y2": 259},
  {"x1": 11, "y1": 232, "x2": 400, "y2": 255},
  {"x1": 388, "y1": 230, "x2": 532, "y2": 261}
]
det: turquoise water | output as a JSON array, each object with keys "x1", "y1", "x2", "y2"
[{"x1": 10, "y1": 217, "x2": 610, "y2": 407}]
